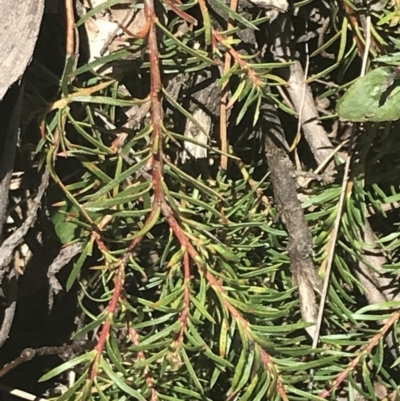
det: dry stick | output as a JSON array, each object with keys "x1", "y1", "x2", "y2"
[
  {"x1": 268, "y1": 15, "x2": 333, "y2": 346},
  {"x1": 263, "y1": 100, "x2": 323, "y2": 341},
  {"x1": 291, "y1": 23, "x2": 310, "y2": 157},
  {"x1": 65, "y1": 0, "x2": 75, "y2": 57},
  {"x1": 317, "y1": 17, "x2": 335, "y2": 60},
  {"x1": 65, "y1": 0, "x2": 79, "y2": 81},
  {"x1": 47, "y1": 242, "x2": 83, "y2": 311},
  {"x1": 360, "y1": 16, "x2": 371, "y2": 77},
  {"x1": 0, "y1": 269, "x2": 17, "y2": 348},
  {"x1": 267, "y1": 10, "x2": 336, "y2": 170},
  {"x1": 292, "y1": 28, "x2": 310, "y2": 172},
  {"x1": 300, "y1": 140, "x2": 349, "y2": 188},
  {"x1": 0, "y1": 170, "x2": 49, "y2": 284},
  {"x1": 0, "y1": 342, "x2": 94, "y2": 379},
  {"x1": 0, "y1": 385, "x2": 49, "y2": 401},
  {"x1": 307, "y1": 134, "x2": 354, "y2": 391},
  {"x1": 276, "y1": 85, "x2": 294, "y2": 111},
  {"x1": 308, "y1": 14, "x2": 372, "y2": 391},
  {"x1": 285, "y1": 61, "x2": 334, "y2": 168},
  {"x1": 219, "y1": 0, "x2": 238, "y2": 170}
]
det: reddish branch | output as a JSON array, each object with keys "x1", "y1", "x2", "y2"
[
  {"x1": 163, "y1": 207, "x2": 287, "y2": 397},
  {"x1": 342, "y1": 2, "x2": 365, "y2": 58},
  {"x1": 213, "y1": 30, "x2": 261, "y2": 88},
  {"x1": 218, "y1": 0, "x2": 238, "y2": 170},
  {"x1": 89, "y1": 2, "x2": 285, "y2": 398},
  {"x1": 90, "y1": 266, "x2": 124, "y2": 380},
  {"x1": 89, "y1": 0, "x2": 166, "y2": 385},
  {"x1": 319, "y1": 310, "x2": 400, "y2": 399},
  {"x1": 164, "y1": 0, "x2": 197, "y2": 26},
  {"x1": 342, "y1": 2, "x2": 386, "y2": 58}
]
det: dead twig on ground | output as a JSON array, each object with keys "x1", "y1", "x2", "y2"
[
  {"x1": 0, "y1": 170, "x2": 49, "y2": 348},
  {"x1": 0, "y1": 170, "x2": 49, "y2": 284},
  {"x1": 0, "y1": 269, "x2": 17, "y2": 348},
  {"x1": 47, "y1": 242, "x2": 83, "y2": 310},
  {"x1": 262, "y1": 99, "x2": 323, "y2": 339},
  {"x1": 268, "y1": 13, "x2": 335, "y2": 169},
  {"x1": 0, "y1": 384, "x2": 49, "y2": 401}
]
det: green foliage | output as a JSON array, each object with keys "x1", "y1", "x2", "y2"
[{"x1": 32, "y1": 0, "x2": 400, "y2": 400}]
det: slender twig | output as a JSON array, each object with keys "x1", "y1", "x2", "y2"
[
  {"x1": 47, "y1": 242, "x2": 82, "y2": 310},
  {"x1": 298, "y1": 140, "x2": 349, "y2": 188},
  {"x1": 361, "y1": 16, "x2": 371, "y2": 76},
  {"x1": 65, "y1": 0, "x2": 75, "y2": 57},
  {"x1": 0, "y1": 269, "x2": 17, "y2": 348},
  {"x1": 100, "y1": 7, "x2": 136, "y2": 55},
  {"x1": 219, "y1": 0, "x2": 239, "y2": 170},
  {"x1": 317, "y1": 17, "x2": 335, "y2": 60},
  {"x1": 276, "y1": 85, "x2": 294, "y2": 111},
  {"x1": 307, "y1": 138, "x2": 353, "y2": 388},
  {"x1": 0, "y1": 384, "x2": 49, "y2": 401},
  {"x1": 213, "y1": 31, "x2": 261, "y2": 88},
  {"x1": 0, "y1": 342, "x2": 94, "y2": 379},
  {"x1": 308, "y1": 16, "x2": 372, "y2": 387},
  {"x1": 290, "y1": 22, "x2": 310, "y2": 156}
]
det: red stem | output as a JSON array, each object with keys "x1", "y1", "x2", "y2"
[
  {"x1": 213, "y1": 30, "x2": 261, "y2": 88},
  {"x1": 90, "y1": 266, "x2": 124, "y2": 380}
]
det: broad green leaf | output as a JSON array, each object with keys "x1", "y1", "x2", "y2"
[{"x1": 337, "y1": 67, "x2": 400, "y2": 122}]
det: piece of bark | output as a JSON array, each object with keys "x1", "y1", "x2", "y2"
[
  {"x1": 180, "y1": 71, "x2": 221, "y2": 162},
  {"x1": 0, "y1": 85, "x2": 24, "y2": 240},
  {"x1": 261, "y1": 100, "x2": 322, "y2": 338},
  {"x1": 0, "y1": 0, "x2": 45, "y2": 100},
  {"x1": 0, "y1": 171, "x2": 49, "y2": 285}
]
